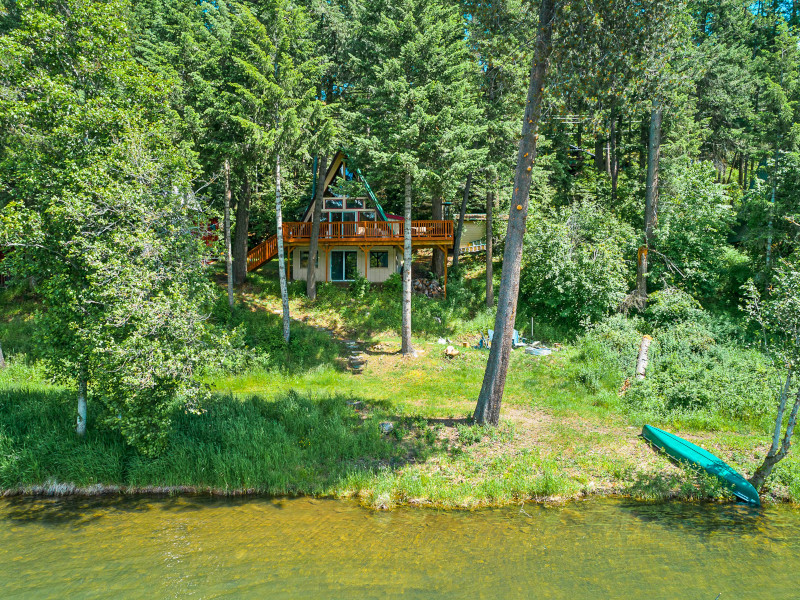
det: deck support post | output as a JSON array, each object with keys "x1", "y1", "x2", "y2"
[
  {"x1": 361, "y1": 245, "x2": 371, "y2": 281},
  {"x1": 441, "y1": 245, "x2": 448, "y2": 300}
]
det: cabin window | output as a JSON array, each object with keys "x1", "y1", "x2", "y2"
[
  {"x1": 331, "y1": 250, "x2": 358, "y2": 281},
  {"x1": 370, "y1": 251, "x2": 389, "y2": 268},
  {"x1": 300, "y1": 251, "x2": 318, "y2": 269},
  {"x1": 347, "y1": 198, "x2": 364, "y2": 209},
  {"x1": 329, "y1": 212, "x2": 342, "y2": 222},
  {"x1": 325, "y1": 199, "x2": 343, "y2": 210},
  {"x1": 360, "y1": 210, "x2": 376, "y2": 221},
  {"x1": 342, "y1": 212, "x2": 356, "y2": 222}
]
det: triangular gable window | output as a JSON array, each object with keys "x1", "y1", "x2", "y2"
[{"x1": 303, "y1": 151, "x2": 388, "y2": 222}]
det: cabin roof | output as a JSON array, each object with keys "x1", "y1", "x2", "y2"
[{"x1": 301, "y1": 151, "x2": 388, "y2": 222}]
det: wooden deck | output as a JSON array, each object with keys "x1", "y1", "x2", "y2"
[
  {"x1": 283, "y1": 220, "x2": 453, "y2": 245},
  {"x1": 247, "y1": 220, "x2": 453, "y2": 272}
]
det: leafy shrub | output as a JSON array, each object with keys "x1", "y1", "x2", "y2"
[
  {"x1": 574, "y1": 311, "x2": 780, "y2": 428},
  {"x1": 645, "y1": 288, "x2": 704, "y2": 328},
  {"x1": 653, "y1": 161, "x2": 738, "y2": 303},
  {"x1": 519, "y1": 201, "x2": 636, "y2": 326},
  {"x1": 383, "y1": 272, "x2": 402, "y2": 294},
  {"x1": 349, "y1": 275, "x2": 371, "y2": 298}
]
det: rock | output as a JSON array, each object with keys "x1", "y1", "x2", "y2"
[
  {"x1": 379, "y1": 422, "x2": 394, "y2": 435},
  {"x1": 444, "y1": 345, "x2": 459, "y2": 358},
  {"x1": 437, "y1": 338, "x2": 447, "y2": 344}
]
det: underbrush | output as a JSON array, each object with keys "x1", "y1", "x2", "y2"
[
  {"x1": 0, "y1": 387, "x2": 406, "y2": 493},
  {"x1": 0, "y1": 287, "x2": 39, "y2": 357},
  {"x1": 571, "y1": 289, "x2": 782, "y2": 431}
]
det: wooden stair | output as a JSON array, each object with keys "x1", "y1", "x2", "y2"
[{"x1": 246, "y1": 234, "x2": 278, "y2": 272}]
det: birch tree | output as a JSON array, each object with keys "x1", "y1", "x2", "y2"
[
  {"x1": 745, "y1": 255, "x2": 800, "y2": 491},
  {"x1": 0, "y1": 0, "x2": 215, "y2": 453},
  {"x1": 347, "y1": 0, "x2": 480, "y2": 354}
]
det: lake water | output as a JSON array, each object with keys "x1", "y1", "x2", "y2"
[{"x1": 1, "y1": 496, "x2": 797, "y2": 599}]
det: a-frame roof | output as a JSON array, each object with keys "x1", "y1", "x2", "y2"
[{"x1": 301, "y1": 151, "x2": 387, "y2": 222}]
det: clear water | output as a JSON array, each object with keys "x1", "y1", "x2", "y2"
[{"x1": 1, "y1": 496, "x2": 797, "y2": 599}]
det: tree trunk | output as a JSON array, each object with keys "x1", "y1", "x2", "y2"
[
  {"x1": 76, "y1": 369, "x2": 87, "y2": 436},
  {"x1": 738, "y1": 153, "x2": 744, "y2": 188},
  {"x1": 224, "y1": 159, "x2": 234, "y2": 310},
  {"x1": 636, "y1": 100, "x2": 662, "y2": 306},
  {"x1": 0, "y1": 341, "x2": 5, "y2": 369},
  {"x1": 766, "y1": 141, "x2": 779, "y2": 277},
  {"x1": 275, "y1": 154, "x2": 291, "y2": 343},
  {"x1": 307, "y1": 154, "x2": 327, "y2": 300},
  {"x1": 474, "y1": 0, "x2": 554, "y2": 426},
  {"x1": 744, "y1": 155, "x2": 749, "y2": 189},
  {"x1": 401, "y1": 171, "x2": 415, "y2": 356},
  {"x1": 452, "y1": 173, "x2": 472, "y2": 269},
  {"x1": 431, "y1": 195, "x2": 445, "y2": 278},
  {"x1": 750, "y1": 370, "x2": 798, "y2": 490},
  {"x1": 726, "y1": 153, "x2": 736, "y2": 184},
  {"x1": 232, "y1": 174, "x2": 251, "y2": 286},
  {"x1": 610, "y1": 106, "x2": 618, "y2": 198},
  {"x1": 594, "y1": 133, "x2": 604, "y2": 172},
  {"x1": 485, "y1": 189, "x2": 494, "y2": 308}
]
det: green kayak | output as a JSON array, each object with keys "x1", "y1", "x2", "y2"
[{"x1": 642, "y1": 424, "x2": 761, "y2": 506}]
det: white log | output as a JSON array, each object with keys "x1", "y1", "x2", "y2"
[{"x1": 635, "y1": 335, "x2": 652, "y2": 380}]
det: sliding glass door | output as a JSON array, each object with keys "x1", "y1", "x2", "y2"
[{"x1": 330, "y1": 250, "x2": 358, "y2": 281}]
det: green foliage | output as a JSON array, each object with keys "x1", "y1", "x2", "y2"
[
  {"x1": 383, "y1": 272, "x2": 402, "y2": 294},
  {"x1": 645, "y1": 288, "x2": 705, "y2": 329},
  {"x1": 348, "y1": 275, "x2": 371, "y2": 298},
  {"x1": 575, "y1": 304, "x2": 779, "y2": 429},
  {"x1": 744, "y1": 253, "x2": 800, "y2": 368},
  {"x1": 0, "y1": 0, "x2": 216, "y2": 455},
  {"x1": 345, "y1": 0, "x2": 484, "y2": 200},
  {"x1": 654, "y1": 161, "x2": 738, "y2": 302},
  {"x1": 455, "y1": 423, "x2": 483, "y2": 445},
  {"x1": 520, "y1": 201, "x2": 637, "y2": 326}
]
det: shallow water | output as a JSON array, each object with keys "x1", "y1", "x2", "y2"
[{"x1": 0, "y1": 495, "x2": 797, "y2": 599}]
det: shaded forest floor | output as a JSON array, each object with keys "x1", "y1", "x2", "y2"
[{"x1": 1, "y1": 258, "x2": 798, "y2": 508}]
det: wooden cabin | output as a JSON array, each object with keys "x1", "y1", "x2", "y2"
[
  {"x1": 245, "y1": 152, "x2": 494, "y2": 298},
  {"x1": 246, "y1": 152, "x2": 455, "y2": 286}
]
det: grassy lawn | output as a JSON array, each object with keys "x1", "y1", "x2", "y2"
[{"x1": 1, "y1": 257, "x2": 798, "y2": 508}]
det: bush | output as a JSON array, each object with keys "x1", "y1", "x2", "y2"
[
  {"x1": 349, "y1": 275, "x2": 371, "y2": 298},
  {"x1": 574, "y1": 310, "x2": 780, "y2": 429},
  {"x1": 519, "y1": 201, "x2": 637, "y2": 327},
  {"x1": 653, "y1": 161, "x2": 739, "y2": 303},
  {"x1": 383, "y1": 272, "x2": 402, "y2": 294},
  {"x1": 645, "y1": 288, "x2": 704, "y2": 328}
]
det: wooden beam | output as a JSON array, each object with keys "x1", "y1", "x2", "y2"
[
  {"x1": 361, "y1": 245, "x2": 371, "y2": 281},
  {"x1": 441, "y1": 245, "x2": 448, "y2": 300}
]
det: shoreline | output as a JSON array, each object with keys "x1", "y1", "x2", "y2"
[{"x1": 1, "y1": 481, "x2": 794, "y2": 509}]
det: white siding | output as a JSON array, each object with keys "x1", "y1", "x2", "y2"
[
  {"x1": 291, "y1": 245, "x2": 398, "y2": 283},
  {"x1": 459, "y1": 221, "x2": 487, "y2": 248}
]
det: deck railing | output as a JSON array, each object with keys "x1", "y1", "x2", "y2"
[
  {"x1": 246, "y1": 234, "x2": 278, "y2": 272},
  {"x1": 282, "y1": 220, "x2": 453, "y2": 243}
]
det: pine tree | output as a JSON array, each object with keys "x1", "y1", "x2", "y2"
[{"x1": 346, "y1": 0, "x2": 481, "y2": 354}]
